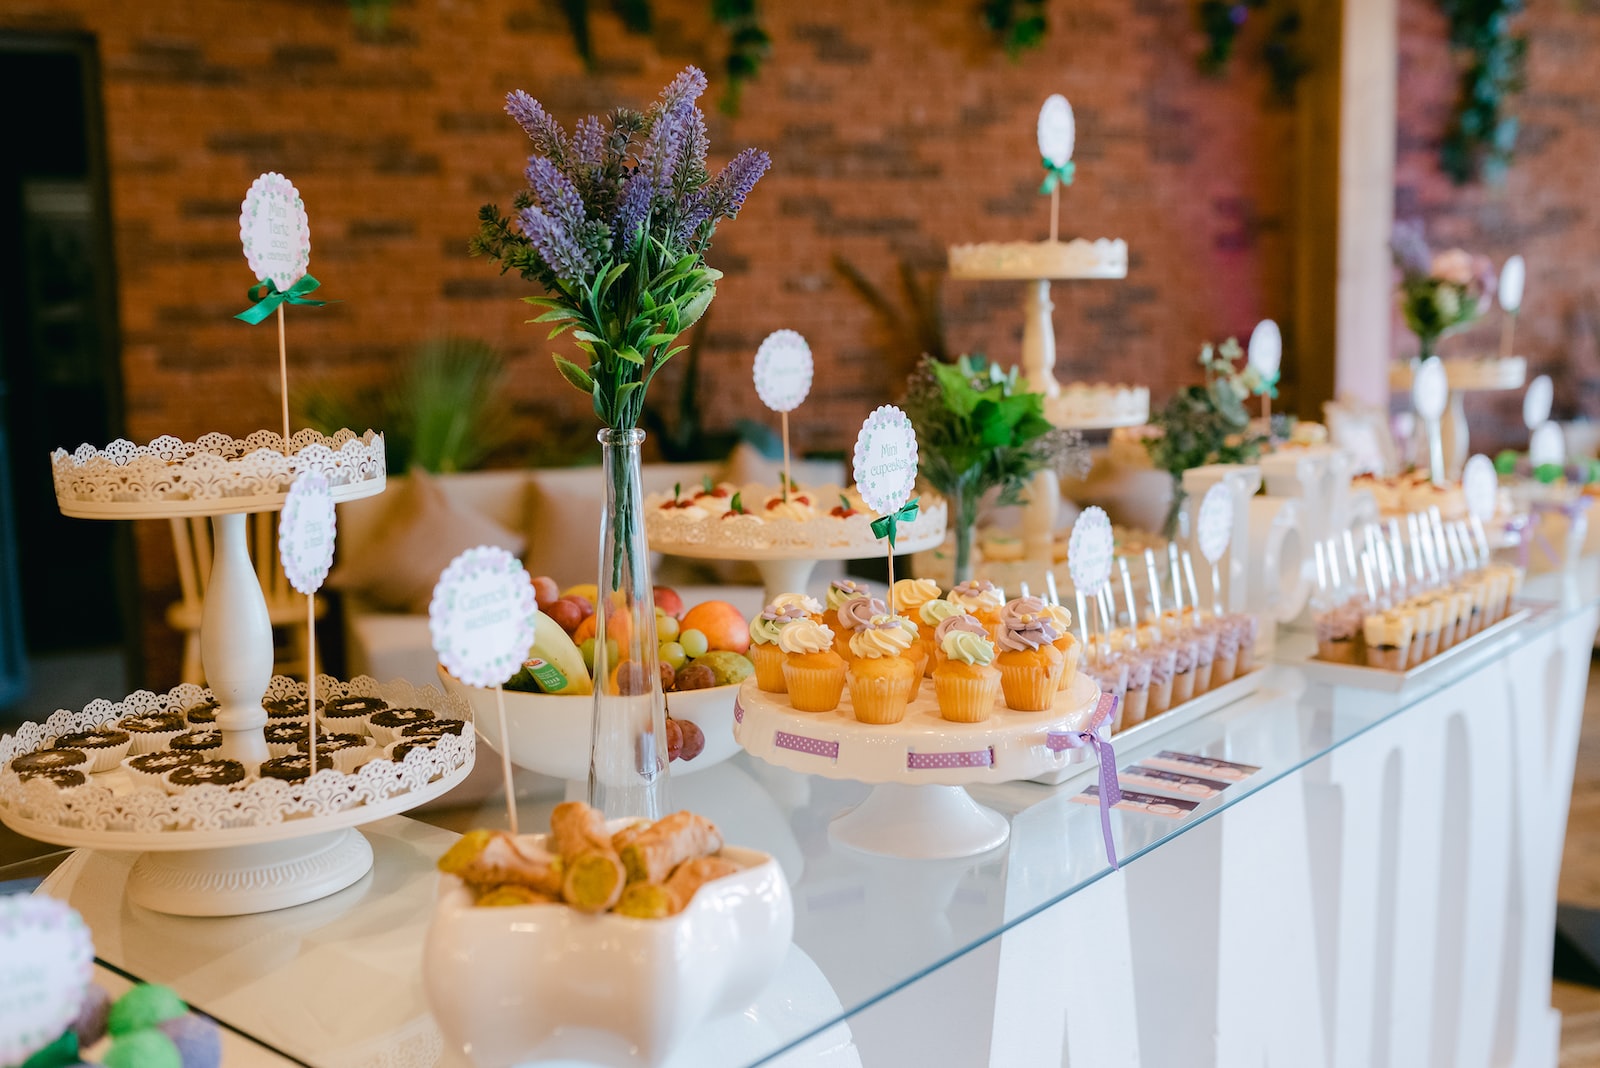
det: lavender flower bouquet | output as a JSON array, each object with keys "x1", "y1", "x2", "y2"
[
  {"x1": 471, "y1": 66, "x2": 769, "y2": 431},
  {"x1": 1391, "y1": 220, "x2": 1496, "y2": 360}
]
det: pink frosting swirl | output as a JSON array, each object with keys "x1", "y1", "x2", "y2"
[
  {"x1": 997, "y1": 614, "x2": 1059, "y2": 652},
  {"x1": 836, "y1": 595, "x2": 887, "y2": 632},
  {"x1": 999, "y1": 596, "x2": 1049, "y2": 628},
  {"x1": 933, "y1": 613, "x2": 987, "y2": 643}
]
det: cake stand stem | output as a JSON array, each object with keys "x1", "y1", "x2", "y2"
[
  {"x1": 1440, "y1": 388, "x2": 1469, "y2": 479},
  {"x1": 1021, "y1": 279, "x2": 1058, "y2": 399},
  {"x1": 203, "y1": 512, "x2": 272, "y2": 765},
  {"x1": 829, "y1": 783, "x2": 1010, "y2": 859},
  {"x1": 754, "y1": 557, "x2": 819, "y2": 605}
]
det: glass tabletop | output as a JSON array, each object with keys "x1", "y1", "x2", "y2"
[{"x1": 6, "y1": 559, "x2": 1598, "y2": 1067}]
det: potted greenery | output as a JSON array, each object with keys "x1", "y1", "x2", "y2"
[{"x1": 901, "y1": 355, "x2": 1086, "y2": 583}]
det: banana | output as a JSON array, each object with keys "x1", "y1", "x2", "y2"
[{"x1": 517, "y1": 609, "x2": 593, "y2": 695}]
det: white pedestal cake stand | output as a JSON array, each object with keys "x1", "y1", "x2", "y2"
[
  {"x1": 734, "y1": 671, "x2": 1100, "y2": 859},
  {"x1": 1390, "y1": 357, "x2": 1526, "y2": 478},
  {"x1": 647, "y1": 491, "x2": 948, "y2": 603}
]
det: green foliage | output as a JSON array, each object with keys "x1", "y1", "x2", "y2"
[
  {"x1": 1438, "y1": 0, "x2": 1526, "y2": 185},
  {"x1": 982, "y1": 0, "x2": 1049, "y2": 58},
  {"x1": 297, "y1": 338, "x2": 512, "y2": 474},
  {"x1": 1195, "y1": 0, "x2": 1308, "y2": 104}
]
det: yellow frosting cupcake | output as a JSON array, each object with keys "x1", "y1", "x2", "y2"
[
  {"x1": 1040, "y1": 603, "x2": 1081, "y2": 691},
  {"x1": 778, "y1": 618, "x2": 847, "y2": 712},
  {"x1": 933, "y1": 629, "x2": 1000, "y2": 723},
  {"x1": 994, "y1": 613, "x2": 1064, "y2": 711},
  {"x1": 948, "y1": 579, "x2": 1006, "y2": 629},
  {"x1": 846, "y1": 616, "x2": 917, "y2": 724},
  {"x1": 916, "y1": 598, "x2": 963, "y2": 676},
  {"x1": 748, "y1": 603, "x2": 808, "y2": 693}
]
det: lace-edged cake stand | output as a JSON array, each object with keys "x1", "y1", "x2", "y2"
[
  {"x1": 1389, "y1": 357, "x2": 1527, "y2": 477},
  {"x1": 733, "y1": 671, "x2": 1100, "y2": 859},
  {"x1": 646, "y1": 489, "x2": 948, "y2": 603},
  {"x1": 51, "y1": 430, "x2": 386, "y2": 768},
  {"x1": 0, "y1": 677, "x2": 474, "y2": 916}
]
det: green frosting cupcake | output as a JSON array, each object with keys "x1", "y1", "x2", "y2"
[{"x1": 941, "y1": 630, "x2": 995, "y2": 667}]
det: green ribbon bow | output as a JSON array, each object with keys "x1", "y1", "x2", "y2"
[
  {"x1": 234, "y1": 274, "x2": 332, "y2": 324},
  {"x1": 1038, "y1": 157, "x2": 1076, "y2": 195},
  {"x1": 869, "y1": 497, "x2": 921, "y2": 548}
]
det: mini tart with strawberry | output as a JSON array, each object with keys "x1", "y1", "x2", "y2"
[
  {"x1": 763, "y1": 491, "x2": 816, "y2": 522},
  {"x1": 749, "y1": 602, "x2": 810, "y2": 693},
  {"x1": 778, "y1": 617, "x2": 847, "y2": 713},
  {"x1": 657, "y1": 482, "x2": 710, "y2": 521}
]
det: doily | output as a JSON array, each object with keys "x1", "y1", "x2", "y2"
[{"x1": 646, "y1": 484, "x2": 947, "y2": 556}]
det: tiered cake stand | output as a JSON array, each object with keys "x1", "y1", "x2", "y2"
[
  {"x1": 1390, "y1": 356, "x2": 1526, "y2": 477},
  {"x1": 0, "y1": 430, "x2": 476, "y2": 916},
  {"x1": 646, "y1": 485, "x2": 948, "y2": 602},
  {"x1": 734, "y1": 671, "x2": 1101, "y2": 859}
]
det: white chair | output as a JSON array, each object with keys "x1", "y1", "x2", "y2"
[{"x1": 166, "y1": 512, "x2": 324, "y2": 685}]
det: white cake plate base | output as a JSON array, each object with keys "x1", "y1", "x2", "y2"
[
  {"x1": 830, "y1": 782, "x2": 1011, "y2": 859},
  {"x1": 126, "y1": 827, "x2": 373, "y2": 917}
]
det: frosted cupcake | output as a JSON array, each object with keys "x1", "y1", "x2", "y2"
[
  {"x1": 890, "y1": 578, "x2": 941, "y2": 624},
  {"x1": 846, "y1": 616, "x2": 917, "y2": 724},
  {"x1": 772, "y1": 591, "x2": 828, "y2": 626},
  {"x1": 933, "y1": 613, "x2": 987, "y2": 669},
  {"x1": 892, "y1": 615, "x2": 928, "y2": 696},
  {"x1": 1039, "y1": 603, "x2": 1082, "y2": 691},
  {"x1": 948, "y1": 579, "x2": 1006, "y2": 629},
  {"x1": 826, "y1": 578, "x2": 873, "y2": 614},
  {"x1": 1363, "y1": 609, "x2": 1414, "y2": 670},
  {"x1": 994, "y1": 613, "x2": 1064, "y2": 712},
  {"x1": 749, "y1": 602, "x2": 809, "y2": 693},
  {"x1": 933, "y1": 629, "x2": 1000, "y2": 723},
  {"x1": 779, "y1": 617, "x2": 847, "y2": 713},
  {"x1": 917, "y1": 598, "x2": 964, "y2": 675},
  {"x1": 833, "y1": 594, "x2": 886, "y2": 662}
]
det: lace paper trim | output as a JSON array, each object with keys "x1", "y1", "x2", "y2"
[{"x1": 646, "y1": 484, "x2": 947, "y2": 553}]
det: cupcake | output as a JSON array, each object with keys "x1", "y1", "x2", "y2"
[
  {"x1": 1122, "y1": 654, "x2": 1153, "y2": 728},
  {"x1": 749, "y1": 602, "x2": 809, "y2": 693},
  {"x1": 826, "y1": 578, "x2": 873, "y2": 613},
  {"x1": 932, "y1": 613, "x2": 988, "y2": 668},
  {"x1": 933, "y1": 628, "x2": 1000, "y2": 723},
  {"x1": 299, "y1": 732, "x2": 375, "y2": 774},
  {"x1": 264, "y1": 697, "x2": 321, "y2": 723},
  {"x1": 367, "y1": 707, "x2": 437, "y2": 747},
  {"x1": 1038, "y1": 602, "x2": 1081, "y2": 692},
  {"x1": 385, "y1": 738, "x2": 439, "y2": 763},
  {"x1": 994, "y1": 613, "x2": 1064, "y2": 712},
  {"x1": 185, "y1": 699, "x2": 218, "y2": 726},
  {"x1": 916, "y1": 599, "x2": 963, "y2": 675},
  {"x1": 833, "y1": 594, "x2": 887, "y2": 662},
  {"x1": 846, "y1": 616, "x2": 917, "y2": 724},
  {"x1": 771, "y1": 592, "x2": 827, "y2": 626},
  {"x1": 1363, "y1": 609, "x2": 1414, "y2": 670},
  {"x1": 11, "y1": 748, "x2": 88, "y2": 777},
  {"x1": 169, "y1": 730, "x2": 222, "y2": 758},
  {"x1": 164, "y1": 758, "x2": 247, "y2": 794},
  {"x1": 778, "y1": 617, "x2": 847, "y2": 713},
  {"x1": 400, "y1": 719, "x2": 468, "y2": 741},
  {"x1": 889, "y1": 578, "x2": 941, "y2": 625},
  {"x1": 320, "y1": 698, "x2": 378, "y2": 737},
  {"x1": 264, "y1": 721, "x2": 311, "y2": 758},
  {"x1": 116, "y1": 711, "x2": 186, "y2": 756},
  {"x1": 947, "y1": 580, "x2": 1005, "y2": 628},
  {"x1": 259, "y1": 753, "x2": 314, "y2": 784},
  {"x1": 123, "y1": 750, "x2": 204, "y2": 791},
  {"x1": 52, "y1": 729, "x2": 131, "y2": 773},
  {"x1": 17, "y1": 767, "x2": 87, "y2": 790}
]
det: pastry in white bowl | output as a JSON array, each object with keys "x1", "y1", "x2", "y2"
[{"x1": 424, "y1": 802, "x2": 792, "y2": 1067}]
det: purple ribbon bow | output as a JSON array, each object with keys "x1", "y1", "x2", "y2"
[{"x1": 1048, "y1": 692, "x2": 1122, "y2": 869}]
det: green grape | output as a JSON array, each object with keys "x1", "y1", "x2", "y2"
[
  {"x1": 680, "y1": 628, "x2": 709, "y2": 659},
  {"x1": 579, "y1": 637, "x2": 597, "y2": 672},
  {"x1": 657, "y1": 614, "x2": 681, "y2": 643},
  {"x1": 659, "y1": 641, "x2": 687, "y2": 671},
  {"x1": 605, "y1": 638, "x2": 621, "y2": 667}
]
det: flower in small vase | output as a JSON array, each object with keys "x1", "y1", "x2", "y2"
[{"x1": 1391, "y1": 221, "x2": 1494, "y2": 359}]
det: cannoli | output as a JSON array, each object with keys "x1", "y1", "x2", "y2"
[
  {"x1": 437, "y1": 830, "x2": 563, "y2": 897},
  {"x1": 619, "y1": 811, "x2": 724, "y2": 885},
  {"x1": 614, "y1": 882, "x2": 676, "y2": 919},
  {"x1": 560, "y1": 850, "x2": 626, "y2": 913},
  {"x1": 551, "y1": 800, "x2": 616, "y2": 858},
  {"x1": 663, "y1": 856, "x2": 741, "y2": 911},
  {"x1": 475, "y1": 884, "x2": 558, "y2": 907}
]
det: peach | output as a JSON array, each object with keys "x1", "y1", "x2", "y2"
[
  {"x1": 679, "y1": 600, "x2": 751, "y2": 654},
  {"x1": 653, "y1": 586, "x2": 684, "y2": 619},
  {"x1": 531, "y1": 575, "x2": 561, "y2": 610},
  {"x1": 545, "y1": 598, "x2": 585, "y2": 634}
]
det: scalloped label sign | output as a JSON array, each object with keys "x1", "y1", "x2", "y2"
[
  {"x1": 1524, "y1": 374, "x2": 1553, "y2": 431},
  {"x1": 1248, "y1": 319, "x2": 1282, "y2": 378},
  {"x1": 1067, "y1": 506, "x2": 1114, "y2": 591},
  {"x1": 1462, "y1": 454, "x2": 1498, "y2": 522},
  {"x1": 0, "y1": 897, "x2": 94, "y2": 1066},
  {"x1": 1530, "y1": 421, "x2": 1566, "y2": 468},
  {"x1": 429, "y1": 546, "x2": 537, "y2": 688},
  {"x1": 240, "y1": 172, "x2": 311, "y2": 291},
  {"x1": 853, "y1": 405, "x2": 918, "y2": 515},
  {"x1": 1500, "y1": 254, "x2": 1526, "y2": 313},
  {"x1": 1038, "y1": 94, "x2": 1075, "y2": 167},
  {"x1": 753, "y1": 329, "x2": 814, "y2": 413},
  {"x1": 1196, "y1": 483, "x2": 1234, "y2": 563},
  {"x1": 1412, "y1": 356, "x2": 1449, "y2": 421},
  {"x1": 279, "y1": 472, "x2": 335, "y2": 596}
]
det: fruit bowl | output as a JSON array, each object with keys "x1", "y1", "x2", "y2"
[
  {"x1": 423, "y1": 840, "x2": 793, "y2": 1067},
  {"x1": 437, "y1": 668, "x2": 742, "y2": 782}
]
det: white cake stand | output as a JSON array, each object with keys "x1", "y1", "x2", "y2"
[
  {"x1": 50, "y1": 430, "x2": 385, "y2": 766},
  {"x1": 0, "y1": 676, "x2": 474, "y2": 916},
  {"x1": 734, "y1": 671, "x2": 1101, "y2": 859},
  {"x1": 647, "y1": 491, "x2": 948, "y2": 603},
  {"x1": 1389, "y1": 357, "x2": 1526, "y2": 477}
]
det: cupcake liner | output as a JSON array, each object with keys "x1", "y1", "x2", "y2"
[
  {"x1": 332, "y1": 740, "x2": 377, "y2": 774},
  {"x1": 783, "y1": 660, "x2": 846, "y2": 713},
  {"x1": 319, "y1": 711, "x2": 373, "y2": 738},
  {"x1": 72, "y1": 740, "x2": 132, "y2": 774},
  {"x1": 366, "y1": 709, "x2": 437, "y2": 748},
  {"x1": 934, "y1": 668, "x2": 999, "y2": 723},
  {"x1": 751, "y1": 643, "x2": 788, "y2": 694},
  {"x1": 997, "y1": 661, "x2": 1058, "y2": 712},
  {"x1": 124, "y1": 728, "x2": 184, "y2": 757},
  {"x1": 847, "y1": 668, "x2": 911, "y2": 724}
]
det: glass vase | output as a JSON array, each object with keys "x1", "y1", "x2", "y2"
[
  {"x1": 589, "y1": 428, "x2": 670, "y2": 820},
  {"x1": 949, "y1": 477, "x2": 979, "y2": 585}
]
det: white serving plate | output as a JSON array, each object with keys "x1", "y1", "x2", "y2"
[
  {"x1": 424, "y1": 839, "x2": 793, "y2": 1068},
  {"x1": 1290, "y1": 605, "x2": 1538, "y2": 693},
  {"x1": 438, "y1": 668, "x2": 740, "y2": 781}
]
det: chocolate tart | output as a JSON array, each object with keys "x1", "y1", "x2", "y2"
[
  {"x1": 11, "y1": 748, "x2": 88, "y2": 775},
  {"x1": 18, "y1": 767, "x2": 87, "y2": 789},
  {"x1": 263, "y1": 721, "x2": 311, "y2": 757},
  {"x1": 117, "y1": 711, "x2": 187, "y2": 755},
  {"x1": 169, "y1": 730, "x2": 223, "y2": 754},
  {"x1": 259, "y1": 753, "x2": 313, "y2": 783},
  {"x1": 52, "y1": 729, "x2": 132, "y2": 772},
  {"x1": 297, "y1": 732, "x2": 375, "y2": 773},
  {"x1": 185, "y1": 698, "x2": 219, "y2": 725},
  {"x1": 263, "y1": 697, "x2": 321, "y2": 722},
  {"x1": 165, "y1": 759, "x2": 247, "y2": 791},
  {"x1": 399, "y1": 719, "x2": 467, "y2": 741},
  {"x1": 324, "y1": 695, "x2": 388, "y2": 716},
  {"x1": 386, "y1": 738, "x2": 437, "y2": 763},
  {"x1": 123, "y1": 750, "x2": 205, "y2": 790},
  {"x1": 368, "y1": 707, "x2": 435, "y2": 746}
]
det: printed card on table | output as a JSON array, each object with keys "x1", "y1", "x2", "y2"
[
  {"x1": 1139, "y1": 750, "x2": 1260, "y2": 782},
  {"x1": 1120, "y1": 764, "x2": 1232, "y2": 800},
  {"x1": 1074, "y1": 785, "x2": 1201, "y2": 820}
]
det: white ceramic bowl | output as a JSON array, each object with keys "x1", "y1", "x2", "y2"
[
  {"x1": 423, "y1": 840, "x2": 793, "y2": 1067},
  {"x1": 437, "y1": 667, "x2": 741, "y2": 781}
]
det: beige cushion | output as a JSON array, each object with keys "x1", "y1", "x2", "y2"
[{"x1": 328, "y1": 468, "x2": 526, "y2": 613}]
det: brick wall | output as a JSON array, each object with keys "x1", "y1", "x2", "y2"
[{"x1": 1394, "y1": 0, "x2": 1600, "y2": 450}]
